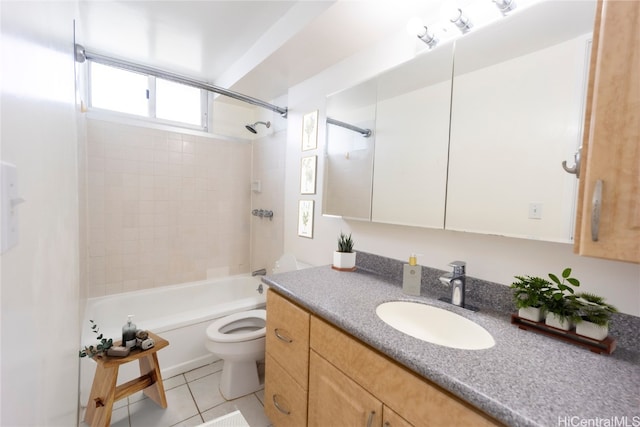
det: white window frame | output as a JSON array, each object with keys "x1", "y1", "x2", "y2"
[{"x1": 85, "y1": 60, "x2": 209, "y2": 132}]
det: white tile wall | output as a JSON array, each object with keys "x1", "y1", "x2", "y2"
[{"x1": 85, "y1": 119, "x2": 251, "y2": 296}]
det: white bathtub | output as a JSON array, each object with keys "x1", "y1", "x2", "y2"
[{"x1": 79, "y1": 274, "x2": 267, "y2": 406}]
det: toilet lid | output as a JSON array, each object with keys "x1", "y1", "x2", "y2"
[{"x1": 206, "y1": 309, "x2": 266, "y2": 343}]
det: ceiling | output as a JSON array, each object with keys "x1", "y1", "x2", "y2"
[{"x1": 77, "y1": 0, "x2": 449, "y2": 105}]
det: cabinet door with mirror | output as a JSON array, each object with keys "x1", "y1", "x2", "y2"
[
  {"x1": 372, "y1": 44, "x2": 454, "y2": 228},
  {"x1": 323, "y1": 79, "x2": 377, "y2": 220},
  {"x1": 445, "y1": 1, "x2": 596, "y2": 242}
]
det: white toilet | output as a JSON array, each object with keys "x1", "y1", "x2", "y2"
[
  {"x1": 205, "y1": 254, "x2": 310, "y2": 400},
  {"x1": 205, "y1": 309, "x2": 267, "y2": 399}
]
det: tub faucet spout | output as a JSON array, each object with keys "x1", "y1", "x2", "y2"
[{"x1": 251, "y1": 268, "x2": 267, "y2": 276}]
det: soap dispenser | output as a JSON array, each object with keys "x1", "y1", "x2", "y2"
[
  {"x1": 122, "y1": 315, "x2": 137, "y2": 349},
  {"x1": 402, "y1": 254, "x2": 422, "y2": 296}
]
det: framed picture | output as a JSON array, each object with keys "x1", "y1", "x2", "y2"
[
  {"x1": 300, "y1": 155, "x2": 317, "y2": 195},
  {"x1": 298, "y1": 200, "x2": 314, "y2": 238},
  {"x1": 302, "y1": 110, "x2": 318, "y2": 151}
]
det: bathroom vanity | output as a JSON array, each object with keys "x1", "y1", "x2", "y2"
[
  {"x1": 265, "y1": 289, "x2": 498, "y2": 427},
  {"x1": 262, "y1": 266, "x2": 639, "y2": 427}
]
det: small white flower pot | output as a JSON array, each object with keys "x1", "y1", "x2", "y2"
[
  {"x1": 545, "y1": 313, "x2": 573, "y2": 331},
  {"x1": 333, "y1": 251, "x2": 356, "y2": 270},
  {"x1": 518, "y1": 306, "x2": 544, "y2": 322},
  {"x1": 576, "y1": 320, "x2": 609, "y2": 341}
]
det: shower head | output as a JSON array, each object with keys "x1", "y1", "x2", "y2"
[{"x1": 245, "y1": 121, "x2": 271, "y2": 134}]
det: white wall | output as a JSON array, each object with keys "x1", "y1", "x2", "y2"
[
  {"x1": 0, "y1": 2, "x2": 82, "y2": 425},
  {"x1": 283, "y1": 27, "x2": 640, "y2": 316}
]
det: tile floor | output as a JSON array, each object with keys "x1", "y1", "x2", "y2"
[{"x1": 80, "y1": 360, "x2": 272, "y2": 427}]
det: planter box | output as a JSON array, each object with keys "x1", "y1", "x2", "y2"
[
  {"x1": 576, "y1": 320, "x2": 609, "y2": 341},
  {"x1": 545, "y1": 313, "x2": 573, "y2": 331},
  {"x1": 518, "y1": 307, "x2": 544, "y2": 322},
  {"x1": 333, "y1": 251, "x2": 356, "y2": 270}
]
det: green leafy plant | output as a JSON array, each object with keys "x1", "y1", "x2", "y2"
[
  {"x1": 79, "y1": 320, "x2": 113, "y2": 359},
  {"x1": 544, "y1": 268, "x2": 581, "y2": 323},
  {"x1": 336, "y1": 232, "x2": 354, "y2": 253},
  {"x1": 510, "y1": 275, "x2": 552, "y2": 309},
  {"x1": 576, "y1": 292, "x2": 618, "y2": 326}
]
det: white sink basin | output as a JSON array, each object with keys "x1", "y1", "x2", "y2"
[{"x1": 376, "y1": 301, "x2": 495, "y2": 350}]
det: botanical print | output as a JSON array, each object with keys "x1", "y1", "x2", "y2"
[
  {"x1": 300, "y1": 155, "x2": 317, "y2": 195},
  {"x1": 302, "y1": 110, "x2": 318, "y2": 151},
  {"x1": 298, "y1": 200, "x2": 314, "y2": 238}
]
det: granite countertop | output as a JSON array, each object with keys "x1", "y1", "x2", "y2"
[{"x1": 262, "y1": 266, "x2": 640, "y2": 427}]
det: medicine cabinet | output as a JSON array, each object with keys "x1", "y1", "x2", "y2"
[{"x1": 323, "y1": 0, "x2": 596, "y2": 243}]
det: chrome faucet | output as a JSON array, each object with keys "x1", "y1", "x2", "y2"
[
  {"x1": 439, "y1": 261, "x2": 466, "y2": 308},
  {"x1": 251, "y1": 268, "x2": 267, "y2": 276}
]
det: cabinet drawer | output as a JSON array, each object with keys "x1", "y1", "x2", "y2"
[
  {"x1": 310, "y1": 316, "x2": 502, "y2": 427},
  {"x1": 265, "y1": 353, "x2": 308, "y2": 427},
  {"x1": 266, "y1": 289, "x2": 310, "y2": 389}
]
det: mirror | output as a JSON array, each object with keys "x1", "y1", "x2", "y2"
[
  {"x1": 323, "y1": 78, "x2": 377, "y2": 220},
  {"x1": 371, "y1": 44, "x2": 454, "y2": 228},
  {"x1": 445, "y1": 1, "x2": 595, "y2": 242},
  {"x1": 323, "y1": 0, "x2": 596, "y2": 243}
]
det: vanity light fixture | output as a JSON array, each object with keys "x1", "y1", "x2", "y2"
[
  {"x1": 441, "y1": 2, "x2": 473, "y2": 33},
  {"x1": 406, "y1": 17, "x2": 439, "y2": 48},
  {"x1": 449, "y1": 8, "x2": 473, "y2": 33},
  {"x1": 494, "y1": 0, "x2": 517, "y2": 15}
]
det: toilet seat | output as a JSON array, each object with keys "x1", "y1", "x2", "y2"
[{"x1": 206, "y1": 309, "x2": 266, "y2": 343}]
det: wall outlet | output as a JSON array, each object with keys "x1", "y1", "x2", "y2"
[{"x1": 528, "y1": 203, "x2": 543, "y2": 219}]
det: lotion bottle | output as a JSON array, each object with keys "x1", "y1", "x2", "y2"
[
  {"x1": 122, "y1": 315, "x2": 137, "y2": 349},
  {"x1": 402, "y1": 254, "x2": 422, "y2": 296}
]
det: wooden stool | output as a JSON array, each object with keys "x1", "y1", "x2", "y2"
[{"x1": 84, "y1": 332, "x2": 169, "y2": 427}]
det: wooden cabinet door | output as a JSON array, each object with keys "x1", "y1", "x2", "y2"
[
  {"x1": 308, "y1": 350, "x2": 382, "y2": 427},
  {"x1": 383, "y1": 406, "x2": 413, "y2": 427},
  {"x1": 575, "y1": 0, "x2": 640, "y2": 263},
  {"x1": 266, "y1": 289, "x2": 310, "y2": 389}
]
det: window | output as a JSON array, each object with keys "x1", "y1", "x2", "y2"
[{"x1": 87, "y1": 61, "x2": 207, "y2": 130}]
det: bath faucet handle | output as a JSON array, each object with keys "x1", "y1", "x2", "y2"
[{"x1": 448, "y1": 261, "x2": 466, "y2": 276}]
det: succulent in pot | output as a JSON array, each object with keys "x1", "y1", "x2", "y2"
[
  {"x1": 544, "y1": 268, "x2": 581, "y2": 331},
  {"x1": 574, "y1": 292, "x2": 618, "y2": 341},
  {"x1": 333, "y1": 232, "x2": 356, "y2": 270},
  {"x1": 510, "y1": 275, "x2": 552, "y2": 322}
]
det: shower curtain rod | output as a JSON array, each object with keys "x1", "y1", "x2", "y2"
[
  {"x1": 75, "y1": 44, "x2": 288, "y2": 118},
  {"x1": 326, "y1": 117, "x2": 372, "y2": 137}
]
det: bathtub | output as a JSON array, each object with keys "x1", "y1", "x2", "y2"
[{"x1": 79, "y1": 274, "x2": 267, "y2": 406}]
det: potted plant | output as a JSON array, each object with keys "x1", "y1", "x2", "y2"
[
  {"x1": 79, "y1": 320, "x2": 113, "y2": 359},
  {"x1": 575, "y1": 292, "x2": 618, "y2": 341},
  {"x1": 510, "y1": 275, "x2": 552, "y2": 322},
  {"x1": 332, "y1": 232, "x2": 356, "y2": 271},
  {"x1": 544, "y1": 268, "x2": 581, "y2": 331}
]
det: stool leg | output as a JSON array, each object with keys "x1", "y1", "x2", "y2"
[
  {"x1": 139, "y1": 352, "x2": 168, "y2": 408},
  {"x1": 84, "y1": 364, "x2": 118, "y2": 427}
]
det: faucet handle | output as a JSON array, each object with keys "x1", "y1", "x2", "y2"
[{"x1": 448, "y1": 261, "x2": 466, "y2": 275}]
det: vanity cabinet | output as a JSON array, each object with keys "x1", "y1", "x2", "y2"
[
  {"x1": 574, "y1": 0, "x2": 640, "y2": 263},
  {"x1": 264, "y1": 289, "x2": 502, "y2": 427},
  {"x1": 264, "y1": 290, "x2": 310, "y2": 427}
]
